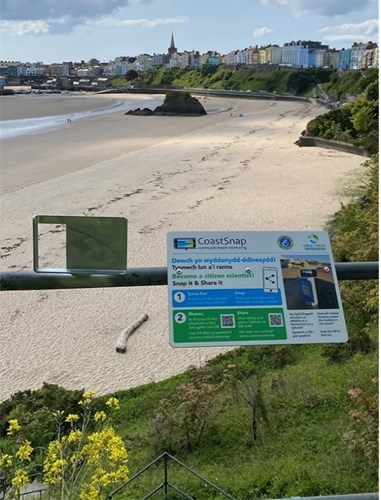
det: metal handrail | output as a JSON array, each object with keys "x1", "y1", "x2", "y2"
[
  {"x1": 106, "y1": 451, "x2": 235, "y2": 499},
  {"x1": 272, "y1": 495, "x2": 379, "y2": 500},
  {"x1": 0, "y1": 262, "x2": 378, "y2": 291}
]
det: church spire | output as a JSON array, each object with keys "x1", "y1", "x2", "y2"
[{"x1": 168, "y1": 32, "x2": 177, "y2": 55}]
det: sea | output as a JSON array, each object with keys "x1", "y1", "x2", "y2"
[{"x1": 0, "y1": 95, "x2": 164, "y2": 140}]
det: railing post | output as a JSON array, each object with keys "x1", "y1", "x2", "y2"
[{"x1": 164, "y1": 452, "x2": 169, "y2": 498}]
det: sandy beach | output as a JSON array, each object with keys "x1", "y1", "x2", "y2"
[{"x1": 0, "y1": 93, "x2": 364, "y2": 402}]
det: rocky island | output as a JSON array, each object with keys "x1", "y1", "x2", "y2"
[{"x1": 125, "y1": 92, "x2": 207, "y2": 116}]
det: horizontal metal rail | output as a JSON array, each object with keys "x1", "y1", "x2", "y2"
[
  {"x1": 0, "y1": 262, "x2": 378, "y2": 292},
  {"x1": 271, "y1": 494, "x2": 379, "y2": 500}
]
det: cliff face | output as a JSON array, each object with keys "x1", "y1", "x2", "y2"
[{"x1": 125, "y1": 92, "x2": 207, "y2": 116}]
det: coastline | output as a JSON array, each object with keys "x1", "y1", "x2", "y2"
[
  {"x1": 0, "y1": 93, "x2": 157, "y2": 120},
  {"x1": 0, "y1": 95, "x2": 364, "y2": 402}
]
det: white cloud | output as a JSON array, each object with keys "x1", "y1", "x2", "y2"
[
  {"x1": 253, "y1": 27, "x2": 272, "y2": 37},
  {"x1": 319, "y1": 18, "x2": 379, "y2": 43},
  {"x1": 0, "y1": 20, "x2": 53, "y2": 35},
  {"x1": 85, "y1": 16, "x2": 189, "y2": 29},
  {"x1": 1, "y1": 0, "x2": 130, "y2": 21},
  {"x1": 0, "y1": 15, "x2": 189, "y2": 36},
  {"x1": 260, "y1": 0, "x2": 377, "y2": 17}
]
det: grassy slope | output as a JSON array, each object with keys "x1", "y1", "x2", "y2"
[
  {"x1": 113, "y1": 67, "x2": 294, "y2": 94},
  {"x1": 107, "y1": 329, "x2": 378, "y2": 499},
  {"x1": 113, "y1": 68, "x2": 376, "y2": 99},
  {"x1": 169, "y1": 67, "x2": 292, "y2": 93}
]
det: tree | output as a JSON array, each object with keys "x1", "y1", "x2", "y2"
[
  {"x1": 365, "y1": 81, "x2": 379, "y2": 101},
  {"x1": 238, "y1": 375, "x2": 271, "y2": 443},
  {"x1": 125, "y1": 69, "x2": 138, "y2": 81},
  {"x1": 286, "y1": 71, "x2": 314, "y2": 95}
]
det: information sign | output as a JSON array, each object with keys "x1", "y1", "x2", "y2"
[{"x1": 167, "y1": 231, "x2": 348, "y2": 347}]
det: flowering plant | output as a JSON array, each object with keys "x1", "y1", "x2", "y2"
[
  {"x1": 1, "y1": 391, "x2": 129, "y2": 500},
  {"x1": 0, "y1": 419, "x2": 33, "y2": 499}
]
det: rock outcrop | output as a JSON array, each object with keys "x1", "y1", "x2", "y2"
[
  {"x1": 125, "y1": 92, "x2": 207, "y2": 117},
  {"x1": 125, "y1": 107, "x2": 154, "y2": 116}
]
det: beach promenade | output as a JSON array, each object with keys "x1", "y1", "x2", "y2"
[{"x1": 0, "y1": 93, "x2": 364, "y2": 402}]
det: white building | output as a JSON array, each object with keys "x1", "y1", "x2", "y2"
[{"x1": 169, "y1": 52, "x2": 189, "y2": 68}]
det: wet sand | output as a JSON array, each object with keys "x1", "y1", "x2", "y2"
[{"x1": 0, "y1": 93, "x2": 123, "y2": 120}]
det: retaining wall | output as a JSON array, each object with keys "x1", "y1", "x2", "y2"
[{"x1": 296, "y1": 136, "x2": 370, "y2": 157}]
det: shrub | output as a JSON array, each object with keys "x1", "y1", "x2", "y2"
[
  {"x1": 306, "y1": 106, "x2": 355, "y2": 141},
  {"x1": 0, "y1": 384, "x2": 84, "y2": 447},
  {"x1": 286, "y1": 71, "x2": 315, "y2": 94},
  {"x1": 125, "y1": 69, "x2": 138, "y2": 81},
  {"x1": 344, "y1": 378, "x2": 378, "y2": 467},
  {"x1": 151, "y1": 366, "x2": 222, "y2": 453},
  {"x1": 322, "y1": 330, "x2": 374, "y2": 363}
]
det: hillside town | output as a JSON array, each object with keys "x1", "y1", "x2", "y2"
[{"x1": 0, "y1": 35, "x2": 378, "y2": 91}]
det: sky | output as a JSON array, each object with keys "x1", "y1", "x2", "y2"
[{"x1": 0, "y1": 0, "x2": 379, "y2": 64}]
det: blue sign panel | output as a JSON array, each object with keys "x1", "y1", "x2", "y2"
[
  {"x1": 299, "y1": 278, "x2": 315, "y2": 304},
  {"x1": 172, "y1": 288, "x2": 282, "y2": 308}
]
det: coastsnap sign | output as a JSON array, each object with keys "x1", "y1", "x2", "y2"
[{"x1": 167, "y1": 231, "x2": 347, "y2": 347}]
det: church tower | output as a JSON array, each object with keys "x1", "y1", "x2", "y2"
[{"x1": 168, "y1": 33, "x2": 177, "y2": 55}]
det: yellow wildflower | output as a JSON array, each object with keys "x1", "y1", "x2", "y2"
[
  {"x1": 7, "y1": 419, "x2": 21, "y2": 435},
  {"x1": 68, "y1": 430, "x2": 82, "y2": 443},
  {"x1": 0, "y1": 453, "x2": 13, "y2": 468},
  {"x1": 11, "y1": 469, "x2": 29, "y2": 488},
  {"x1": 105, "y1": 397, "x2": 120, "y2": 411},
  {"x1": 92, "y1": 467, "x2": 109, "y2": 486},
  {"x1": 43, "y1": 441, "x2": 67, "y2": 485},
  {"x1": 82, "y1": 427, "x2": 128, "y2": 468},
  {"x1": 79, "y1": 484, "x2": 100, "y2": 500},
  {"x1": 94, "y1": 411, "x2": 107, "y2": 423},
  {"x1": 43, "y1": 458, "x2": 67, "y2": 485},
  {"x1": 79, "y1": 389, "x2": 97, "y2": 407},
  {"x1": 15, "y1": 440, "x2": 33, "y2": 461},
  {"x1": 46, "y1": 440, "x2": 61, "y2": 459},
  {"x1": 70, "y1": 451, "x2": 80, "y2": 464},
  {"x1": 83, "y1": 389, "x2": 97, "y2": 399},
  {"x1": 66, "y1": 413, "x2": 80, "y2": 423},
  {"x1": 115, "y1": 464, "x2": 129, "y2": 482}
]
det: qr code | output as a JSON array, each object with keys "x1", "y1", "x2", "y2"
[
  {"x1": 268, "y1": 313, "x2": 283, "y2": 327},
  {"x1": 220, "y1": 314, "x2": 235, "y2": 328}
]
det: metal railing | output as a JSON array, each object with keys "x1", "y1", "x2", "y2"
[
  {"x1": 0, "y1": 262, "x2": 378, "y2": 291},
  {"x1": 106, "y1": 451, "x2": 235, "y2": 499},
  {"x1": 273, "y1": 495, "x2": 378, "y2": 500}
]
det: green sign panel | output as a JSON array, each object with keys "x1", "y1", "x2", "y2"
[{"x1": 173, "y1": 307, "x2": 287, "y2": 343}]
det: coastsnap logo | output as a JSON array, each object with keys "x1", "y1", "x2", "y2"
[
  {"x1": 277, "y1": 235, "x2": 293, "y2": 250},
  {"x1": 174, "y1": 238, "x2": 196, "y2": 250},
  {"x1": 303, "y1": 233, "x2": 327, "y2": 251},
  {"x1": 308, "y1": 233, "x2": 319, "y2": 245}
]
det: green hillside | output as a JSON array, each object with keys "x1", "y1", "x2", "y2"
[
  {"x1": 0, "y1": 329, "x2": 378, "y2": 498},
  {"x1": 112, "y1": 67, "x2": 376, "y2": 99}
]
